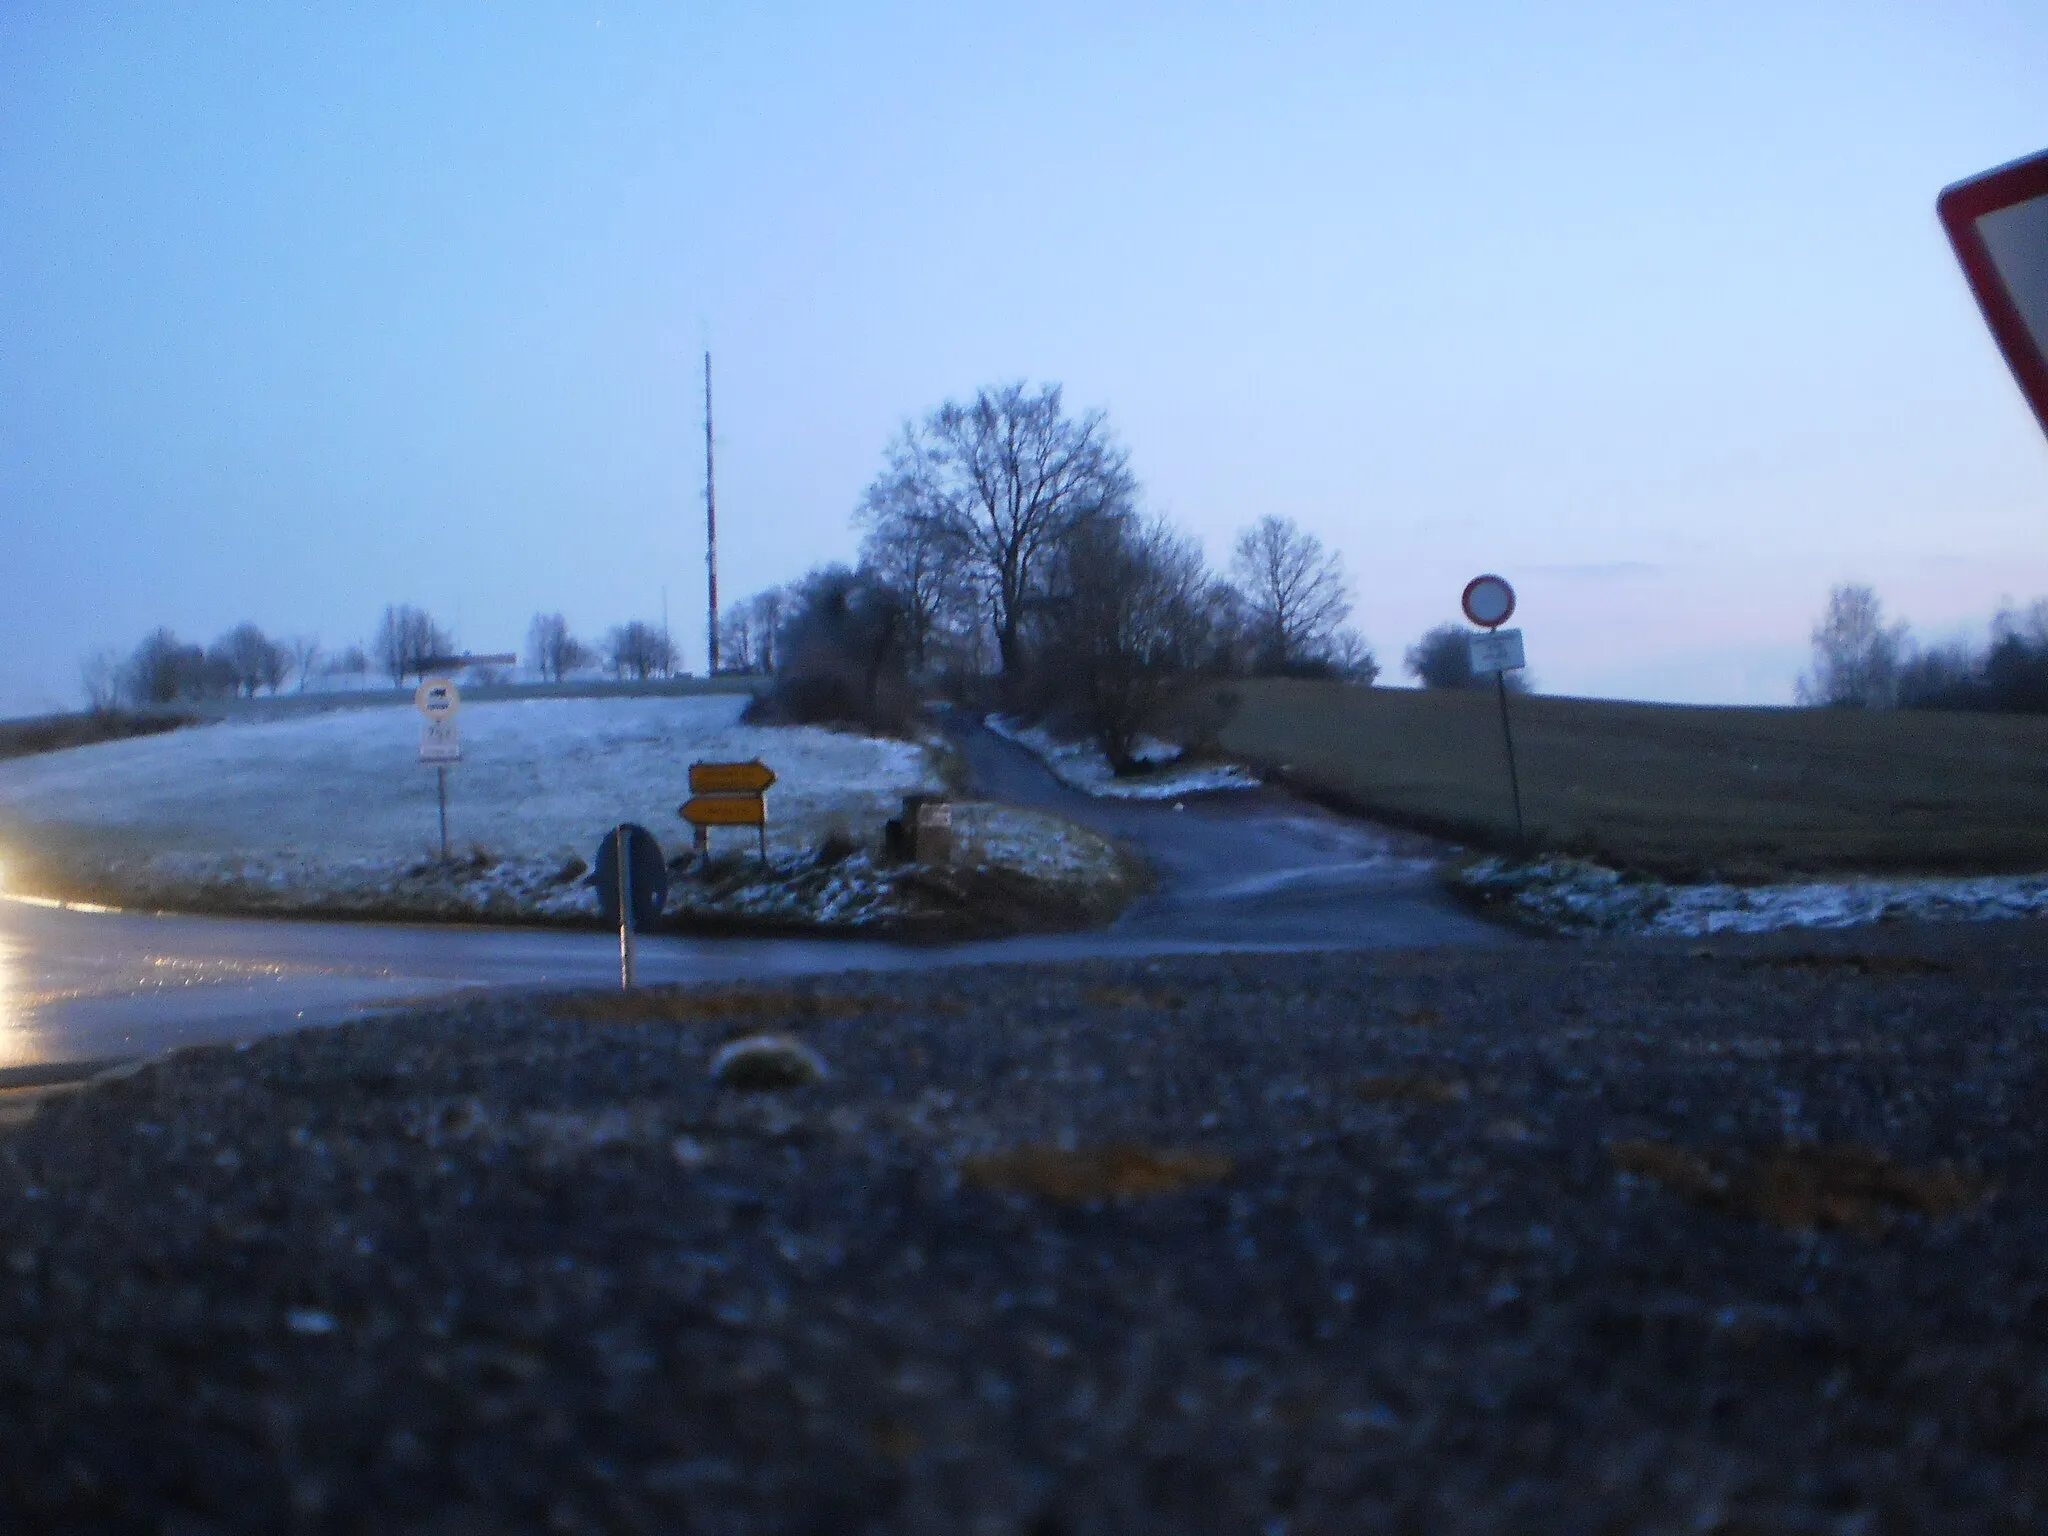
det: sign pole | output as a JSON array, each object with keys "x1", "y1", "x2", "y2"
[
  {"x1": 615, "y1": 824, "x2": 636, "y2": 990},
  {"x1": 1461, "y1": 575, "x2": 1528, "y2": 851},
  {"x1": 1494, "y1": 670, "x2": 1525, "y2": 847},
  {"x1": 416, "y1": 676, "x2": 462, "y2": 860}
]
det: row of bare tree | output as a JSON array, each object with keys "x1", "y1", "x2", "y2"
[
  {"x1": 525, "y1": 613, "x2": 678, "y2": 682},
  {"x1": 86, "y1": 603, "x2": 687, "y2": 710},
  {"x1": 84, "y1": 625, "x2": 344, "y2": 709},
  {"x1": 1798, "y1": 584, "x2": 2048, "y2": 712},
  {"x1": 730, "y1": 381, "x2": 1372, "y2": 770}
]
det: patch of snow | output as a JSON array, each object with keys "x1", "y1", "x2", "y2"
[
  {"x1": 0, "y1": 696, "x2": 1134, "y2": 930},
  {"x1": 985, "y1": 715, "x2": 1259, "y2": 799},
  {"x1": 1454, "y1": 856, "x2": 2048, "y2": 938},
  {"x1": 0, "y1": 696, "x2": 945, "y2": 923},
  {"x1": 947, "y1": 802, "x2": 1124, "y2": 884}
]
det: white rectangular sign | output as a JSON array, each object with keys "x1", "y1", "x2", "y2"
[
  {"x1": 1468, "y1": 628, "x2": 1526, "y2": 675},
  {"x1": 419, "y1": 719, "x2": 461, "y2": 763}
]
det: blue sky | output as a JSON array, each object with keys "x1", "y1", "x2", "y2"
[{"x1": 3, "y1": 2, "x2": 2046, "y2": 715}]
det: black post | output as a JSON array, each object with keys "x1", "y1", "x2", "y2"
[
  {"x1": 616, "y1": 825, "x2": 636, "y2": 990},
  {"x1": 436, "y1": 767, "x2": 449, "y2": 861},
  {"x1": 1494, "y1": 671, "x2": 1526, "y2": 848}
]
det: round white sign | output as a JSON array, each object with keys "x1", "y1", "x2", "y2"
[
  {"x1": 1461, "y1": 574, "x2": 1516, "y2": 628},
  {"x1": 414, "y1": 677, "x2": 460, "y2": 719}
]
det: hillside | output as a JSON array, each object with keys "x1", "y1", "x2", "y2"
[{"x1": 0, "y1": 695, "x2": 1133, "y2": 932}]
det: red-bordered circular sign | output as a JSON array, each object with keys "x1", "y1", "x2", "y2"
[{"x1": 1461, "y1": 574, "x2": 1516, "y2": 629}]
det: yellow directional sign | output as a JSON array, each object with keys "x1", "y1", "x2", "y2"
[
  {"x1": 681, "y1": 794, "x2": 767, "y2": 828},
  {"x1": 689, "y1": 760, "x2": 776, "y2": 795}
]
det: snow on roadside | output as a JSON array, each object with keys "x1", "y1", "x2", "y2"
[
  {"x1": 665, "y1": 804, "x2": 1132, "y2": 933},
  {"x1": 0, "y1": 695, "x2": 942, "y2": 922},
  {"x1": 1452, "y1": 856, "x2": 2048, "y2": 938},
  {"x1": 0, "y1": 694, "x2": 934, "y2": 861},
  {"x1": 0, "y1": 696, "x2": 1137, "y2": 932},
  {"x1": 985, "y1": 715, "x2": 1259, "y2": 799}
]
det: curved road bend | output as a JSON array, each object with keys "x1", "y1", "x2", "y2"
[
  {"x1": 0, "y1": 720, "x2": 1506, "y2": 1079},
  {"x1": 943, "y1": 715, "x2": 1499, "y2": 949}
]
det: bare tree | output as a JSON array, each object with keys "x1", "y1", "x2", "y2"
[
  {"x1": 722, "y1": 588, "x2": 787, "y2": 675},
  {"x1": 324, "y1": 644, "x2": 371, "y2": 690},
  {"x1": 1992, "y1": 597, "x2": 2048, "y2": 653},
  {"x1": 862, "y1": 383, "x2": 1135, "y2": 678},
  {"x1": 746, "y1": 566, "x2": 915, "y2": 732},
  {"x1": 1329, "y1": 629, "x2": 1381, "y2": 684},
  {"x1": 258, "y1": 637, "x2": 290, "y2": 694},
  {"x1": 716, "y1": 609, "x2": 754, "y2": 674},
  {"x1": 526, "y1": 612, "x2": 592, "y2": 683},
  {"x1": 287, "y1": 636, "x2": 322, "y2": 693},
  {"x1": 123, "y1": 628, "x2": 208, "y2": 704},
  {"x1": 376, "y1": 605, "x2": 452, "y2": 686},
  {"x1": 1405, "y1": 624, "x2": 1470, "y2": 688},
  {"x1": 1041, "y1": 512, "x2": 1214, "y2": 773},
  {"x1": 209, "y1": 623, "x2": 283, "y2": 698},
  {"x1": 1405, "y1": 622, "x2": 1528, "y2": 693},
  {"x1": 1230, "y1": 515, "x2": 1352, "y2": 674},
  {"x1": 1796, "y1": 585, "x2": 1906, "y2": 708},
  {"x1": 606, "y1": 621, "x2": 678, "y2": 681},
  {"x1": 856, "y1": 429, "x2": 976, "y2": 674},
  {"x1": 81, "y1": 651, "x2": 122, "y2": 713}
]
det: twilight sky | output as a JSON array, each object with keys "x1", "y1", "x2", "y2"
[{"x1": 4, "y1": 2, "x2": 2046, "y2": 716}]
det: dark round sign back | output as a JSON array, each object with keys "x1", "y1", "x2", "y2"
[
  {"x1": 1461, "y1": 574, "x2": 1516, "y2": 628},
  {"x1": 594, "y1": 823, "x2": 668, "y2": 928}
]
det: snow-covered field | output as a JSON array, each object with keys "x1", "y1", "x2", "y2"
[
  {"x1": 1453, "y1": 856, "x2": 2048, "y2": 938},
  {"x1": 986, "y1": 715, "x2": 1260, "y2": 799},
  {"x1": 0, "y1": 697, "x2": 964, "y2": 924}
]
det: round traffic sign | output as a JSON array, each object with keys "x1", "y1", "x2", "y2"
[
  {"x1": 594, "y1": 823, "x2": 668, "y2": 929},
  {"x1": 414, "y1": 677, "x2": 460, "y2": 720},
  {"x1": 1461, "y1": 575, "x2": 1516, "y2": 629}
]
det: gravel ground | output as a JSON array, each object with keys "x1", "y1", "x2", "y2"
[{"x1": 1, "y1": 921, "x2": 2044, "y2": 1533}]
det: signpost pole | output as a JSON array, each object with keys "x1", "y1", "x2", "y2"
[
  {"x1": 1461, "y1": 575, "x2": 1528, "y2": 851},
  {"x1": 417, "y1": 677, "x2": 462, "y2": 861},
  {"x1": 615, "y1": 825, "x2": 636, "y2": 990},
  {"x1": 1494, "y1": 671, "x2": 1525, "y2": 847}
]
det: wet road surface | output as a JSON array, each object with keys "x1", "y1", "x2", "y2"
[
  {"x1": 0, "y1": 720, "x2": 1507, "y2": 1077},
  {"x1": 944, "y1": 716, "x2": 1498, "y2": 948}
]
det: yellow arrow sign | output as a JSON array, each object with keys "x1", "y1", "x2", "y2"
[
  {"x1": 680, "y1": 794, "x2": 767, "y2": 827},
  {"x1": 689, "y1": 760, "x2": 776, "y2": 794}
]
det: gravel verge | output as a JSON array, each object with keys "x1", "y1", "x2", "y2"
[{"x1": 0, "y1": 921, "x2": 2043, "y2": 1532}]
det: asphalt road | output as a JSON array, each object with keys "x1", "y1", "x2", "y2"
[
  {"x1": 945, "y1": 715, "x2": 1499, "y2": 948},
  {"x1": 0, "y1": 721, "x2": 1504, "y2": 1078}
]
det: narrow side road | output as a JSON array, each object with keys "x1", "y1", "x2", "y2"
[
  {"x1": 0, "y1": 721, "x2": 1507, "y2": 1074},
  {"x1": 944, "y1": 713, "x2": 1506, "y2": 948}
]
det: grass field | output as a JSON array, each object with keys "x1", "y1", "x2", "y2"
[
  {"x1": 1174, "y1": 680, "x2": 2048, "y2": 880},
  {"x1": 0, "y1": 710, "x2": 191, "y2": 762}
]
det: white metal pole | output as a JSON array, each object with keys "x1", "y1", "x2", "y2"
[{"x1": 616, "y1": 825, "x2": 636, "y2": 989}]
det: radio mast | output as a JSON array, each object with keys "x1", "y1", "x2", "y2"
[{"x1": 703, "y1": 351, "x2": 720, "y2": 675}]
